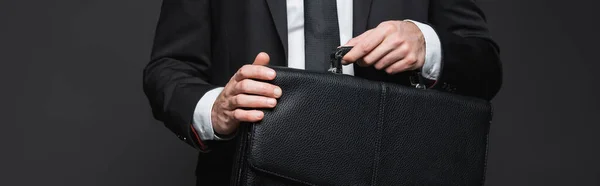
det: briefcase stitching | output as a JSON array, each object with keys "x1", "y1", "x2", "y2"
[
  {"x1": 480, "y1": 105, "x2": 493, "y2": 186},
  {"x1": 231, "y1": 124, "x2": 251, "y2": 185},
  {"x1": 370, "y1": 82, "x2": 386, "y2": 185}
]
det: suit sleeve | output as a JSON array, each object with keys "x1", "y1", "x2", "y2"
[
  {"x1": 143, "y1": 0, "x2": 214, "y2": 151},
  {"x1": 428, "y1": 0, "x2": 503, "y2": 100}
]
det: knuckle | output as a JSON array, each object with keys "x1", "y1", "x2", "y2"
[
  {"x1": 233, "y1": 95, "x2": 243, "y2": 106},
  {"x1": 379, "y1": 22, "x2": 396, "y2": 33},
  {"x1": 385, "y1": 25, "x2": 395, "y2": 33},
  {"x1": 362, "y1": 56, "x2": 374, "y2": 65},
  {"x1": 237, "y1": 80, "x2": 249, "y2": 92},
  {"x1": 239, "y1": 65, "x2": 254, "y2": 77},
  {"x1": 385, "y1": 67, "x2": 395, "y2": 74},
  {"x1": 221, "y1": 88, "x2": 230, "y2": 97},
  {"x1": 405, "y1": 55, "x2": 417, "y2": 64},
  {"x1": 233, "y1": 109, "x2": 244, "y2": 120},
  {"x1": 359, "y1": 43, "x2": 371, "y2": 54},
  {"x1": 399, "y1": 45, "x2": 410, "y2": 55},
  {"x1": 403, "y1": 42, "x2": 412, "y2": 50},
  {"x1": 227, "y1": 96, "x2": 236, "y2": 107},
  {"x1": 376, "y1": 59, "x2": 390, "y2": 69},
  {"x1": 238, "y1": 65, "x2": 248, "y2": 75},
  {"x1": 378, "y1": 21, "x2": 391, "y2": 28},
  {"x1": 391, "y1": 37, "x2": 403, "y2": 47},
  {"x1": 234, "y1": 82, "x2": 243, "y2": 92}
]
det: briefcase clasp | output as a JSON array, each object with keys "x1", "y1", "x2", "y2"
[{"x1": 328, "y1": 46, "x2": 353, "y2": 74}]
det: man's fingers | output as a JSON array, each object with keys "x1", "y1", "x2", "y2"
[
  {"x1": 233, "y1": 79, "x2": 282, "y2": 98},
  {"x1": 233, "y1": 64, "x2": 276, "y2": 81},
  {"x1": 253, "y1": 52, "x2": 270, "y2": 66},
  {"x1": 229, "y1": 94, "x2": 277, "y2": 109},
  {"x1": 342, "y1": 26, "x2": 389, "y2": 64},
  {"x1": 361, "y1": 36, "x2": 402, "y2": 67},
  {"x1": 232, "y1": 52, "x2": 274, "y2": 81},
  {"x1": 215, "y1": 52, "x2": 272, "y2": 135},
  {"x1": 233, "y1": 109, "x2": 264, "y2": 122},
  {"x1": 385, "y1": 54, "x2": 418, "y2": 74},
  {"x1": 374, "y1": 48, "x2": 406, "y2": 70}
]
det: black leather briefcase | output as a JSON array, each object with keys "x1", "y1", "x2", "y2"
[{"x1": 231, "y1": 56, "x2": 492, "y2": 185}]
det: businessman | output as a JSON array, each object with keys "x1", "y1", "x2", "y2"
[{"x1": 143, "y1": 0, "x2": 502, "y2": 184}]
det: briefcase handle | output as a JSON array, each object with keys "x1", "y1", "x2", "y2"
[{"x1": 328, "y1": 46, "x2": 430, "y2": 89}]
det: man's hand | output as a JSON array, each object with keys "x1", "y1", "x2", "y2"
[
  {"x1": 211, "y1": 52, "x2": 282, "y2": 135},
  {"x1": 343, "y1": 20, "x2": 426, "y2": 74}
]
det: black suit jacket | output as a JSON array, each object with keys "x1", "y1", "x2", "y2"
[{"x1": 143, "y1": 0, "x2": 502, "y2": 184}]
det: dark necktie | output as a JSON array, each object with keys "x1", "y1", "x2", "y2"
[{"x1": 304, "y1": 0, "x2": 340, "y2": 71}]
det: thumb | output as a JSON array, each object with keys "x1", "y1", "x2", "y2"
[{"x1": 252, "y1": 52, "x2": 270, "y2": 66}]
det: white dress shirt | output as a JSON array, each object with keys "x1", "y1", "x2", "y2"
[{"x1": 192, "y1": 0, "x2": 442, "y2": 141}]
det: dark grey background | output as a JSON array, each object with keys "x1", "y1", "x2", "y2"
[{"x1": 3, "y1": 0, "x2": 599, "y2": 185}]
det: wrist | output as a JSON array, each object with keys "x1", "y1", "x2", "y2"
[
  {"x1": 210, "y1": 107, "x2": 227, "y2": 135},
  {"x1": 211, "y1": 105, "x2": 238, "y2": 140},
  {"x1": 214, "y1": 128, "x2": 238, "y2": 140}
]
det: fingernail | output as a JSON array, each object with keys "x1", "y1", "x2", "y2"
[
  {"x1": 267, "y1": 70, "x2": 276, "y2": 78},
  {"x1": 267, "y1": 98, "x2": 276, "y2": 106},
  {"x1": 274, "y1": 87, "x2": 282, "y2": 97},
  {"x1": 255, "y1": 112, "x2": 264, "y2": 119}
]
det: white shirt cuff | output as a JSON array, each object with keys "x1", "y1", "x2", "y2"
[
  {"x1": 405, "y1": 20, "x2": 442, "y2": 80},
  {"x1": 192, "y1": 87, "x2": 224, "y2": 141}
]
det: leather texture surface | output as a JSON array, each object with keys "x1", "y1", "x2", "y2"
[{"x1": 232, "y1": 66, "x2": 492, "y2": 185}]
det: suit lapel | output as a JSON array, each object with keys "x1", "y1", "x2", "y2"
[
  {"x1": 353, "y1": 0, "x2": 373, "y2": 37},
  {"x1": 265, "y1": 0, "x2": 288, "y2": 61}
]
